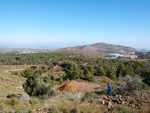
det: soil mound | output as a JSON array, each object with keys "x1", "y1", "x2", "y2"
[
  {"x1": 55, "y1": 81, "x2": 84, "y2": 92},
  {"x1": 54, "y1": 81, "x2": 101, "y2": 92}
]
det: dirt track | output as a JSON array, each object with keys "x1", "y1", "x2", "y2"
[{"x1": 4, "y1": 69, "x2": 25, "y2": 72}]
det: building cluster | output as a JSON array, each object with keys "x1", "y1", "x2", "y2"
[
  {"x1": 19, "y1": 51, "x2": 38, "y2": 54},
  {"x1": 107, "y1": 53, "x2": 137, "y2": 59}
]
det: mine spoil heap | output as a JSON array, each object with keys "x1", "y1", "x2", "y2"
[{"x1": 98, "y1": 91, "x2": 150, "y2": 109}]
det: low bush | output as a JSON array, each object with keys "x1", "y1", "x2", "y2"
[
  {"x1": 21, "y1": 68, "x2": 34, "y2": 78},
  {"x1": 0, "y1": 77, "x2": 4, "y2": 82},
  {"x1": 48, "y1": 101, "x2": 106, "y2": 113},
  {"x1": 113, "y1": 105, "x2": 137, "y2": 113},
  {"x1": 119, "y1": 75, "x2": 149, "y2": 92},
  {"x1": 33, "y1": 70, "x2": 43, "y2": 76},
  {"x1": 81, "y1": 92, "x2": 98, "y2": 102},
  {"x1": 101, "y1": 79, "x2": 107, "y2": 84},
  {"x1": 29, "y1": 98, "x2": 39, "y2": 105},
  {"x1": 84, "y1": 71, "x2": 95, "y2": 82},
  {"x1": 6, "y1": 98, "x2": 20, "y2": 106},
  {"x1": 95, "y1": 90, "x2": 107, "y2": 95},
  {"x1": 28, "y1": 110, "x2": 32, "y2": 113},
  {"x1": 11, "y1": 71, "x2": 19, "y2": 75},
  {"x1": 0, "y1": 105, "x2": 3, "y2": 111},
  {"x1": 112, "y1": 89, "x2": 129, "y2": 95},
  {"x1": 139, "y1": 107, "x2": 150, "y2": 113},
  {"x1": 23, "y1": 73, "x2": 55, "y2": 98},
  {"x1": 7, "y1": 94, "x2": 19, "y2": 98}
]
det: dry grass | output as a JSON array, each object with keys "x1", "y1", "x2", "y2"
[
  {"x1": 48, "y1": 100, "x2": 107, "y2": 113},
  {"x1": 0, "y1": 65, "x2": 149, "y2": 113},
  {"x1": 0, "y1": 65, "x2": 30, "y2": 71},
  {"x1": 0, "y1": 73, "x2": 25, "y2": 97}
]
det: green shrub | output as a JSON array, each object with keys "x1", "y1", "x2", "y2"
[
  {"x1": 48, "y1": 101, "x2": 106, "y2": 113},
  {"x1": 111, "y1": 89, "x2": 129, "y2": 95},
  {"x1": 101, "y1": 79, "x2": 107, "y2": 83},
  {"x1": 139, "y1": 107, "x2": 150, "y2": 113},
  {"x1": 114, "y1": 105, "x2": 137, "y2": 113},
  {"x1": 119, "y1": 75, "x2": 150, "y2": 92},
  {"x1": 29, "y1": 98, "x2": 39, "y2": 105},
  {"x1": 95, "y1": 90, "x2": 107, "y2": 95},
  {"x1": 65, "y1": 62, "x2": 83, "y2": 80},
  {"x1": 0, "y1": 77, "x2": 4, "y2": 82},
  {"x1": 48, "y1": 74, "x2": 55, "y2": 81},
  {"x1": 81, "y1": 92, "x2": 98, "y2": 102},
  {"x1": 7, "y1": 94, "x2": 19, "y2": 98},
  {"x1": 0, "y1": 105, "x2": 3, "y2": 111},
  {"x1": 34, "y1": 70, "x2": 43, "y2": 76},
  {"x1": 21, "y1": 68, "x2": 34, "y2": 78},
  {"x1": 84, "y1": 71, "x2": 95, "y2": 82},
  {"x1": 59, "y1": 76, "x2": 63, "y2": 84},
  {"x1": 6, "y1": 98, "x2": 20, "y2": 106},
  {"x1": 23, "y1": 73, "x2": 55, "y2": 97},
  {"x1": 28, "y1": 110, "x2": 32, "y2": 113},
  {"x1": 95, "y1": 67, "x2": 106, "y2": 76},
  {"x1": 11, "y1": 71, "x2": 19, "y2": 75},
  {"x1": 141, "y1": 83, "x2": 150, "y2": 90}
]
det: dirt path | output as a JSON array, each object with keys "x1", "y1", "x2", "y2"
[{"x1": 4, "y1": 69, "x2": 25, "y2": 72}]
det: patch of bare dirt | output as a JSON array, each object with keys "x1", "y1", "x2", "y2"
[{"x1": 54, "y1": 80, "x2": 101, "y2": 92}]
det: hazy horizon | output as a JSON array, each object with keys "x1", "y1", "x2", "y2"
[
  {"x1": 1, "y1": 42, "x2": 150, "y2": 50},
  {"x1": 0, "y1": 0, "x2": 150, "y2": 49}
]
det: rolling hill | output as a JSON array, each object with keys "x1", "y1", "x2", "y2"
[{"x1": 55, "y1": 42, "x2": 137, "y2": 57}]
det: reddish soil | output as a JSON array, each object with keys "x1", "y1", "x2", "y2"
[{"x1": 54, "y1": 80, "x2": 101, "y2": 92}]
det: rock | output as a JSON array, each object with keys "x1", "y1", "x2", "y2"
[
  {"x1": 19, "y1": 93, "x2": 30, "y2": 103},
  {"x1": 95, "y1": 92, "x2": 150, "y2": 110},
  {"x1": 98, "y1": 99, "x2": 105, "y2": 105},
  {"x1": 108, "y1": 101, "x2": 112, "y2": 109},
  {"x1": 70, "y1": 92, "x2": 83, "y2": 101},
  {"x1": 122, "y1": 101, "x2": 125, "y2": 105}
]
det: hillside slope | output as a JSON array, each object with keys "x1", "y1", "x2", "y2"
[{"x1": 55, "y1": 42, "x2": 137, "y2": 57}]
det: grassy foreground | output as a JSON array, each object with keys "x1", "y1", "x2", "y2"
[{"x1": 0, "y1": 71, "x2": 150, "y2": 113}]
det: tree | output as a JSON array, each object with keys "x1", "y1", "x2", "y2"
[
  {"x1": 65, "y1": 62, "x2": 83, "y2": 80},
  {"x1": 84, "y1": 71, "x2": 95, "y2": 82},
  {"x1": 116, "y1": 61, "x2": 147, "y2": 78},
  {"x1": 143, "y1": 71, "x2": 150, "y2": 86},
  {"x1": 23, "y1": 72, "x2": 55, "y2": 97},
  {"x1": 116, "y1": 63, "x2": 125, "y2": 78},
  {"x1": 103, "y1": 65, "x2": 117, "y2": 80},
  {"x1": 86, "y1": 65, "x2": 95, "y2": 74},
  {"x1": 95, "y1": 67, "x2": 106, "y2": 76},
  {"x1": 34, "y1": 70, "x2": 43, "y2": 76},
  {"x1": 21, "y1": 68, "x2": 34, "y2": 78}
]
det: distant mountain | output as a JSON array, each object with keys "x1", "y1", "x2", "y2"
[
  {"x1": 0, "y1": 48, "x2": 53, "y2": 54},
  {"x1": 137, "y1": 49, "x2": 150, "y2": 52},
  {"x1": 55, "y1": 42, "x2": 137, "y2": 57}
]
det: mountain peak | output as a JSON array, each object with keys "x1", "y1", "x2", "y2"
[{"x1": 57, "y1": 42, "x2": 137, "y2": 56}]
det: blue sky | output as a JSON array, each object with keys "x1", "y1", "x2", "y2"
[{"x1": 0, "y1": 0, "x2": 150, "y2": 49}]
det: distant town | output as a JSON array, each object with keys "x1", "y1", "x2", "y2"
[
  {"x1": 107, "y1": 51, "x2": 150, "y2": 60},
  {"x1": 107, "y1": 52, "x2": 137, "y2": 59}
]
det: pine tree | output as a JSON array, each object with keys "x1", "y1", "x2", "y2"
[{"x1": 65, "y1": 62, "x2": 83, "y2": 80}]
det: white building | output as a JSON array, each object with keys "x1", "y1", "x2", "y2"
[{"x1": 107, "y1": 53, "x2": 120, "y2": 57}]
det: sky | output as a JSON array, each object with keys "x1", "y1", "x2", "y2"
[{"x1": 0, "y1": 0, "x2": 150, "y2": 49}]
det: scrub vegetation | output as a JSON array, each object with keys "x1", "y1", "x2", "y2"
[{"x1": 0, "y1": 52, "x2": 150, "y2": 112}]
